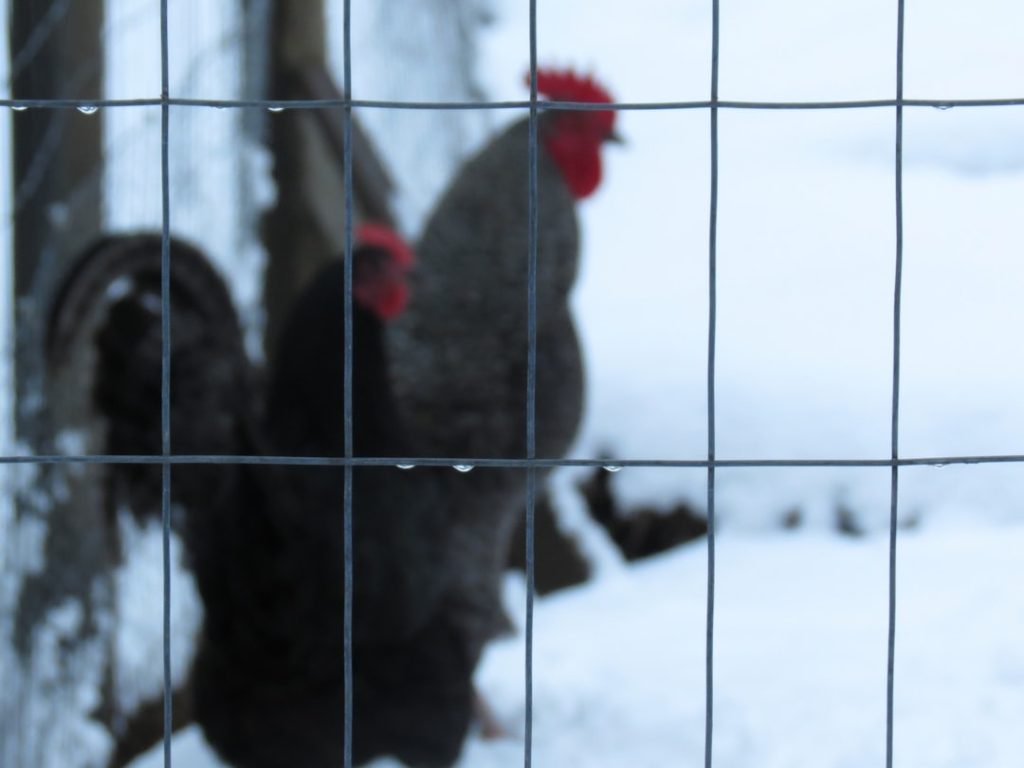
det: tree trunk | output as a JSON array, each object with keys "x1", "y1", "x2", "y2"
[
  {"x1": 260, "y1": 0, "x2": 332, "y2": 362},
  {"x1": 2, "y1": 3, "x2": 106, "y2": 767}
]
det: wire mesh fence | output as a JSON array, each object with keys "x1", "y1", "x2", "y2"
[{"x1": 1, "y1": 1, "x2": 1023, "y2": 767}]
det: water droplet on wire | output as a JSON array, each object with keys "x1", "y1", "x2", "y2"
[
  {"x1": 396, "y1": 464, "x2": 415, "y2": 470},
  {"x1": 77, "y1": 105, "x2": 99, "y2": 115},
  {"x1": 11, "y1": 105, "x2": 28, "y2": 112},
  {"x1": 603, "y1": 464, "x2": 623, "y2": 473},
  {"x1": 453, "y1": 464, "x2": 474, "y2": 473},
  {"x1": 267, "y1": 106, "x2": 286, "y2": 113}
]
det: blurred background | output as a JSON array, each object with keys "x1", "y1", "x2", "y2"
[{"x1": 1, "y1": 1, "x2": 1023, "y2": 766}]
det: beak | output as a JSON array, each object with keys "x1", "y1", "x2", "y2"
[{"x1": 606, "y1": 129, "x2": 625, "y2": 145}]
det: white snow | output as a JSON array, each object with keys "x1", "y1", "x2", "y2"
[
  {"x1": 474, "y1": 520, "x2": 1019, "y2": 768},
  {"x1": 127, "y1": 725, "x2": 228, "y2": 768},
  {"x1": 127, "y1": 523, "x2": 1024, "y2": 768},
  {"x1": 113, "y1": 512, "x2": 203, "y2": 720}
]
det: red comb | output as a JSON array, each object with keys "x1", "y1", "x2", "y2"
[
  {"x1": 528, "y1": 68, "x2": 614, "y2": 105},
  {"x1": 355, "y1": 222, "x2": 414, "y2": 269}
]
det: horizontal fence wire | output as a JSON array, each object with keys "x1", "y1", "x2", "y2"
[
  {"x1": 2, "y1": 97, "x2": 1024, "y2": 110},
  {"x1": 3, "y1": 454, "x2": 1024, "y2": 468}
]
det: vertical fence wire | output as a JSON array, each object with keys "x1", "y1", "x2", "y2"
[
  {"x1": 158, "y1": 0, "x2": 173, "y2": 765},
  {"x1": 704, "y1": 0, "x2": 720, "y2": 765},
  {"x1": 341, "y1": 0, "x2": 356, "y2": 765},
  {"x1": 523, "y1": 0, "x2": 539, "y2": 766},
  {"x1": 886, "y1": 0, "x2": 906, "y2": 766}
]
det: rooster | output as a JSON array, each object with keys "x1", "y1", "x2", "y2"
[
  {"x1": 48, "y1": 230, "x2": 475, "y2": 767},
  {"x1": 386, "y1": 67, "x2": 619, "y2": 657},
  {"x1": 201, "y1": 225, "x2": 472, "y2": 768},
  {"x1": 46, "y1": 234, "x2": 256, "y2": 524}
]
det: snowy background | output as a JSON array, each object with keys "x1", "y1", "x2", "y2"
[{"x1": 3, "y1": 0, "x2": 1024, "y2": 766}]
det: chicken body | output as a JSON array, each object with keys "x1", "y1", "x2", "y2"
[
  {"x1": 195, "y1": 255, "x2": 468, "y2": 768},
  {"x1": 386, "y1": 69, "x2": 617, "y2": 663},
  {"x1": 49, "y1": 233, "x2": 473, "y2": 768},
  {"x1": 389, "y1": 116, "x2": 583, "y2": 462},
  {"x1": 47, "y1": 234, "x2": 256, "y2": 523},
  {"x1": 189, "y1": 250, "x2": 474, "y2": 768}
]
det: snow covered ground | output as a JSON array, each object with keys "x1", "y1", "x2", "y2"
[
  {"x1": 473, "y1": 523, "x2": 1024, "y2": 768},
  {"x1": 127, "y1": 523, "x2": 1024, "y2": 768}
]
